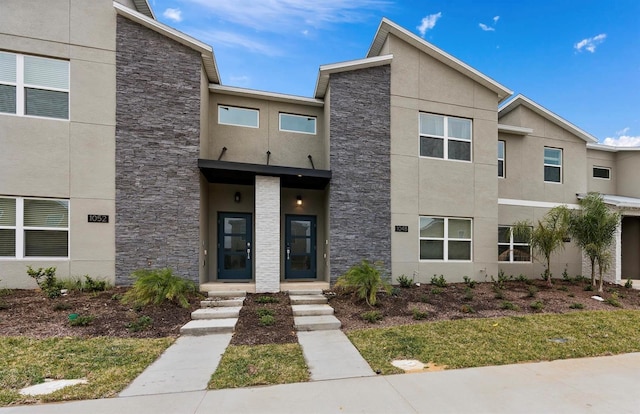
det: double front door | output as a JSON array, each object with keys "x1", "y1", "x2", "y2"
[{"x1": 217, "y1": 213, "x2": 317, "y2": 280}]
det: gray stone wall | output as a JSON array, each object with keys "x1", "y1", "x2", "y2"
[
  {"x1": 115, "y1": 16, "x2": 201, "y2": 284},
  {"x1": 328, "y1": 65, "x2": 391, "y2": 283}
]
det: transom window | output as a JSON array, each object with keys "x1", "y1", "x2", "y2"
[
  {"x1": 419, "y1": 217, "x2": 472, "y2": 261},
  {"x1": 593, "y1": 166, "x2": 611, "y2": 180},
  {"x1": 544, "y1": 147, "x2": 562, "y2": 183},
  {"x1": 0, "y1": 197, "x2": 69, "y2": 259},
  {"x1": 419, "y1": 113, "x2": 472, "y2": 161},
  {"x1": 218, "y1": 105, "x2": 259, "y2": 128},
  {"x1": 0, "y1": 52, "x2": 69, "y2": 120},
  {"x1": 279, "y1": 113, "x2": 316, "y2": 135},
  {"x1": 498, "y1": 226, "x2": 531, "y2": 262},
  {"x1": 498, "y1": 140, "x2": 505, "y2": 178}
]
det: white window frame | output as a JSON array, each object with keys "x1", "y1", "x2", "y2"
[
  {"x1": 498, "y1": 225, "x2": 531, "y2": 263},
  {"x1": 0, "y1": 196, "x2": 70, "y2": 260},
  {"x1": 0, "y1": 52, "x2": 70, "y2": 120},
  {"x1": 419, "y1": 113, "x2": 473, "y2": 162},
  {"x1": 498, "y1": 140, "x2": 505, "y2": 178},
  {"x1": 544, "y1": 147, "x2": 562, "y2": 183},
  {"x1": 419, "y1": 216, "x2": 472, "y2": 262},
  {"x1": 593, "y1": 166, "x2": 611, "y2": 180},
  {"x1": 218, "y1": 105, "x2": 259, "y2": 128},
  {"x1": 279, "y1": 113, "x2": 317, "y2": 135}
]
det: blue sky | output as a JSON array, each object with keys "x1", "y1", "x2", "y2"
[{"x1": 151, "y1": 0, "x2": 639, "y2": 146}]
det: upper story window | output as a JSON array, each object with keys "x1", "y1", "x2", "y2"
[
  {"x1": 279, "y1": 113, "x2": 316, "y2": 135},
  {"x1": 0, "y1": 196, "x2": 69, "y2": 259},
  {"x1": 0, "y1": 52, "x2": 69, "y2": 120},
  {"x1": 498, "y1": 226, "x2": 531, "y2": 262},
  {"x1": 498, "y1": 140, "x2": 505, "y2": 178},
  {"x1": 419, "y1": 216, "x2": 472, "y2": 261},
  {"x1": 419, "y1": 113, "x2": 472, "y2": 161},
  {"x1": 593, "y1": 166, "x2": 611, "y2": 180},
  {"x1": 218, "y1": 105, "x2": 259, "y2": 128},
  {"x1": 544, "y1": 147, "x2": 562, "y2": 183}
]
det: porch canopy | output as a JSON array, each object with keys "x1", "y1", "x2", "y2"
[
  {"x1": 198, "y1": 159, "x2": 331, "y2": 189},
  {"x1": 578, "y1": 193, "x2": 640, "y2": 209}
]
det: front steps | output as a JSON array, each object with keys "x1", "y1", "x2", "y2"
[
  {"x1": 289, "y1": 290, "x2": 341, "y2": 331},
  {"x1": 180, "y1": 291, "x2": 245, "y2": 335}
]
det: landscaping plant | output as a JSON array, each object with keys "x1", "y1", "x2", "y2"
[
  {"x1": 335, "y1": 260, "x2": 391, "y2": 306},
  {"x1": 121, "y1": 268, "x2": 196, "y2": 308},
  {"x1": 26, "y1": 266, "x2": 61, "y2": 298}
]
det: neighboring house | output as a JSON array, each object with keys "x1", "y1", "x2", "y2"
[{"x1": 0, "y1": 1, "x2": 638, "y2": 291}]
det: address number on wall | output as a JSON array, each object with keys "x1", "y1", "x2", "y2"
[
  {"x1": 394, "y1": 225, "x2": 408, "y2": 232},
  {"x1": 88, "y1": 215, "x2": 109, "y2": 223}
]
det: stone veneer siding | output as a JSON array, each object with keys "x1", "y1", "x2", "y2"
[
  {"x1": 115, "y1": 16, "x2": 201, "y2": 284},
  {"x1": 329, "y1": 65, "x2": 391, "y2": 283}
]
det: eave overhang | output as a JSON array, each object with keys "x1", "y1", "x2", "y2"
[{"x1": 314, "y1": 55, "x2": 393, "y2": 99}]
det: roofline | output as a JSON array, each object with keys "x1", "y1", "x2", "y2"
[
  {"x1": 314, "y1": 55, "x2": 393, "y2": 99},
  {"x1": 587, "y1": 143, "x2": 640, "y2": 152},
  {"x1": 131, "y1": 0, "x2": 154, "y2": 19},
  {"x1": 577, "y1": 193, "x2": 640, "y2": 209},
  {"x1": 498, "y1": 124, "x2": 533, "y2": 136},
  {"x1": 367, "y1": 18, "x2": 512, "y2": 102},
  {"x1": 211, "y1": 84, "x2": 324, "y2": 107},
  {"x1": 113, "y1": 2, "x2": 220, "y2": 84},
  {"x1": 499, "y1": 94, "x2": 599, "y2": 143}
]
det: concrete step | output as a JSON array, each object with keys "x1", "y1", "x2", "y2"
[
  {"x1": 289, "y1": 294, "x2": 327, "y2": 305},
  {"x1": 294, "y1": 315, "x2": 341, "y2": 331},
  {"x1": 207, "y1": 290, "x2": 246, "y2": 298},
  {"x1": 291, "y1": 304, "x2": 334, "y2": 316},
  {"x1": 200, "y1": 298, "x2": 244, "y2": 308},
  {"x1": 287, "y1": 289, "x2": 323, "y2": 295},
  {"x1": 191, "y1": 307, "x2": 241, "y2": 320},
  {"x1": 180, "y1": 319, "x2": 237, "y2": 335}
]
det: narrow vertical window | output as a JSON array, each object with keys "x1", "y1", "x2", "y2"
[
  {"x1": 0, "y1": 197, "x2": 16, "y2": 257},
  {"x1": 544, "y1": 147, "x2": 562, "y2": 183},
  {"x1": 498, "y1": 140, "x2": 505, "y2": 178}
]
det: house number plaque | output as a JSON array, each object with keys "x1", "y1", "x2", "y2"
[
  {"x1": 394, "y1": 225, "x2": 408, "y2": 233},
  {"x1": 88, "y1": 214, "x2": 109, "y2": 223}
]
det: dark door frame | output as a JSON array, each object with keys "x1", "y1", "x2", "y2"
[
  {"x1": 284, "y1": 214, "x2": 317, "y2": 279},
  {"x1": 217, "y1": 212, "x2": 252, "y2": 280}
]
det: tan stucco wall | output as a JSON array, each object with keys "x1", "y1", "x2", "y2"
[
  {"x1": 208, "y1": 93, "x2": 326, "y2": 170},
  {"x1": 0, "y1": 0, "x2": 116, "y2": 288},
  {"x1": 586, "y1": 149, "x2": 617, "y2": 194},
  {"x1": 616, "y1": 152, "x2": 640, "y2": 198},
  {"x1": 386, "y1": 34, "x2": 500, "y2": 283}
]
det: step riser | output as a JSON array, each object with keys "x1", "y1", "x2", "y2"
[
  {"x1": 200, "y1": 299, "x2": 244, "y2": 308},
  {"x1": 180, "y1": 319, "x2": 237, "y2": 336},
  {"x1": 180, "y1": 326, "x2": 235, "y2": 335},
  {"x1": 291, "y1": 298, "x2": 327, "y2": 305},
  {"x1": 287, "y1": 289, "x2": 323, "y2": 295},
  {"x1": 207, "y1": 291, "x2": 247, "y2": 298},
  {"x1": 191, "y1": 308, "x2": 241, "y2": 319},
  {"x1": 293, "y1": 315, "x2": 342, "y2": 331},
  {"x1": 291, "y1": 304, "x2": 334, "y2": 317},
  {"x1": 294, "y1": 322, "x2": 341, "y2": 331}
]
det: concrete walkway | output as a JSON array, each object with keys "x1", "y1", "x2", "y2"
[
  {"x1": 3, "y1": 353, "x2": 640, "y2": 413},
  {"x1": 119, "y1": 334, "x2": 232, "y2": 397}
]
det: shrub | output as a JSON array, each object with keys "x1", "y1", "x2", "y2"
[
  {"x1": 501, "y1": 301, "x2": 519, "y2": 311},
  {"x1": 419, "y1": 294, "x2": 429, "y2": 303},
  {"x1": 412, "y1": 308, "x2": 429, "y2": 320},
  {"x1": 460, "y1": 304, "x2": 475, "y2": 314},
  {"x1": 27, "y1": 266, "x2": 61, "y2": 298},
  {"x1": 122, "y1": 268, "x2": 196, "y2": 308},
  {"x1": 530, "y1": 301, "x2": 544, "y2": 312},
  {"x1": 82, "y1": 275, "x2": 108, "y2": 292},
  {"x1": 625, "y1": 279, "x2": 633, "y2": 289},
  {"x1": 257, "y1": 308, "x2": 274, "y2": 318},
  {"x1": 557, "y1": 285, "x2": 569, "y2": 292},
  {"x1": 256, "y1": 296, "x2": 279, "y2": 304},
  {"x1": 430, "y1": 287, "x2": 443, "y2": 295},
  {"x1": 569, "y1": 303, "x2": 584, "y2": 309},
  {"x1": 526, "y1": 286, "x2": 538, "y2": 298},
  {"x1": 360, "y1": 310, "x2": 383, "y2": 323},
  {"x1": 126, "y1": 315, "x2": 153, "y2": 332},
  {"x1": 430, "y1": 275, "x2": 447, "y2": 288},
  {"x1": 397, "y1": 274, "x2": 414, "y2": 288},
  {"x1": 493, "y1": 286, "x2": 505, "y2": 300},
  {"x1": 335, "y1": 260, "x2": 390, "y2": 306},
  {"x1": 605, "y1": 293, "x2": 622, "y2": 308},
  {"x1": 259, "y1": 314, "x2": 276, "y2": 326},
  {"x1": 463, "y1": 287, "x2": 474, "y2": 301},
  {"x1": 69, "y1": 314, "x2": 95, "y2": 326},
  {"x1": 583, "y1": 284, "x2": 594, "y2": 292},
  {"x1": 463, "y1": 276, "x2": 476, "y2": 288},
  {"x1": 515, "y1": 274, "x2": 528, "y2": 283}
]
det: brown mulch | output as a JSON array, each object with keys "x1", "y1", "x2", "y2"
[{"x1": 1, "y1": 279, "x2": 639, "y2": 342}]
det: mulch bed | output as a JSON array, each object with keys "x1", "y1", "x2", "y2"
[{"x1": 230, "y1": 292, "x2": 297, "y2": 346}]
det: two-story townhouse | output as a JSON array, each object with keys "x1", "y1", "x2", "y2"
[{"x1": 1, "y1": 1, "x2": 638, "y2": 291}]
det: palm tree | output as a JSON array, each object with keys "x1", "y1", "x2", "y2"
[
  {"x1": 568, "y1": 193, "x2": 619, "y2": 291},
  {"x1": 512, "y1": 206, "x2": 570, "y2": 286}
]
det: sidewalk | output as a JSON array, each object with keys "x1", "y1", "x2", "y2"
[{"x1": 2, "y1": 352, "x2": 639, "y2": 413}]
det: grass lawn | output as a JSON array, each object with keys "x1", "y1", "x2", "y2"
[
  {"x1": 0, "y1": 336, "x2": 173, "y2": 406},
  {"x1": 348, "y1": 310, "x2": 640, "y2": 375},
  {"x1": 209, "y1": 343, "x2": 308, "y2": 389}
]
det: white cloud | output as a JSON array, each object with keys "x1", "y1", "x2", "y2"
[
  {"x1": 163, "y1": 8, "x2": 182, "y2": 22},
  {"x1": 417, "y1": 12, "x2": 442, "y2": 38},
  {"x1": 479, "y1": 23, "x2": 495, "y2": 32},
  {"x1": 189, "y1": 29, "x2": 282, "y2": 56},
  {"x1": 575, "y1": 33, "x2": 607, "y2": 53},
  {"x1": 493, "y1": 16, "x2": 500, "y2": 23},
  {"x1": 185, "y1": 0, "x2": 389, "y2": 32},
  {"x1": 603, "y1": 133, "x2": 640, "y2": 147}
]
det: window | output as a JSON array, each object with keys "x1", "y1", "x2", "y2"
[
  {"x1": 498, "y1": 140, "x2": 505, "y2": 178},
  {"x1": 544, "y1": 147, "x2": 562, "y2": 183},
  {"x1": 419, "y1": 217, "x2": 472, "y2": 261},
  {"x1": 420, "y1": 113, "x2": 472, "y2": 161},
  {"x1": 0, "y1": 197, "x2": 69, "y2": 258},
  {"x1": 279, "y1": 113, "x2": 316, "y2": 134},
  {"x1": 218, "y1": 105, "x2": 259, "y2": 128},
  {"x1": 498, "y1": 226, "x2": 531, "y2": 262},
  {"x1": 593, "y1": 166, "x2": 611, "y2": 180},
  {"x1": 0, "y1": 52, "x2": 69, "y2": 119}
]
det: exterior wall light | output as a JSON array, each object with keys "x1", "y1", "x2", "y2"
[
  {"x1": 296, "y1": 195, "x2": 303, "y2": 206},
  {"x1": 234, "y1": 192, "x2": 241, "y2": 203}
]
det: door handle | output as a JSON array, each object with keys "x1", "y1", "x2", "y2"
[
  {"x1": 247, "y1": 242, "x2": 251, "y2": 260},
  {"x1": 286, "y1": 247, "x2": 291, "y2": 260}
]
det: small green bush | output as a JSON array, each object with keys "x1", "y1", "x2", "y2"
[
  {"x1": 463, "y1": 287, "x2": 474, "y2": 301},
  {"x1": 419, "y1": 294, "x2": 429, "y2": 303},
  {"x1": 259, "y1": 314, "x2": 276, "y2": 326},
  {"x1": 430, "y1": 275, "x2": 447, "y2": 288},
  {"x1": 122, "y1": 268, "x2": 196, "y2": 308},
  {"x1": 501, "y1": 301, "x2": 519, "y2": 311},
  {"x1": 515, "y1": 274, "x2": 528, "y2": 283},
  {"x1": 257, "y1": 308, "x2": 274, "y2": 318},
  {"x1": 430, "y1": 287, "x2": 443, "y2": 295},
  {"x1": 584, "y1": 284, "x2": 594, "y2": 292},
  {"x1": 69, "y1": 314, "x2": 95, "y2": 326},
  {"x1": 605, "y1": 293, "x2": 622, "y2": 308},
  {"x1": 463, "y1": 276, "x2": 476, "y2": 288},
  {"x1": 126, "y1": 315, "x2": 153, "y2": 332},
  {"x1": 397, "y1": 274, "x2": 414, "y2": 288},
  {"x1": 557, "y1": 285, "x2": 569, "y2": 292},
  {"x1": 412, "y1": 308, "x2": 429, "y2": 320},
  {"x1": 335, "y1": 260, "x2": 390, "y2": 306},
  {"x1": 530, "y1": 301, "x2": 544, "y2": 312},
  {"x1": 569, "y1": 303, "x2": 585, "y2": 309},
  {"x1": 460, "y1": 304, "x2": 475, "y2": 314},
  {"x1": 526, "y1": 286, "x2": 538, "y2": 298},
  {"x1": 27, "y1": 266, "x2": 61, "y2": 298},
  {"x1": 625, "y1": 279, "x2": 633, "y2": 289},
  {"x1": 256, "y1": 296, "x2": 279, "y2": 304},
  {"x1": 361, "y1": 310, "x2": 383, "y2": 323},
  {"x1": 493, "y1": 286, "x2": 505, "y2": 300}
]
